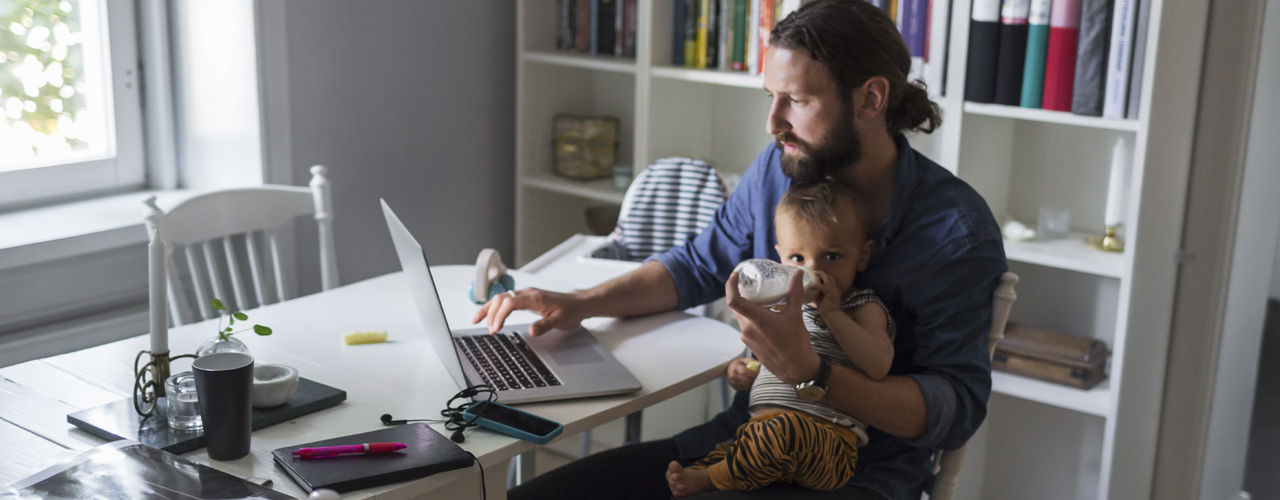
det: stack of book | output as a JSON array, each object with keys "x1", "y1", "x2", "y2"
[
  {"x1": 557, "y1": 0, "x2": 638, "y2": 58},
  {"x1": 964, "y1": 0, "x2": 1150, "y2": 119},
  {"x1": 670, "y1": 0, "x2": 951, "y2": 98}
]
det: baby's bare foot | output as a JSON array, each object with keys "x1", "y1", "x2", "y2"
[{"x1": 666, "y1": 461, "x2": 715, "y2": 498}]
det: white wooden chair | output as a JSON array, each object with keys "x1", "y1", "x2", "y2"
[
  {"x1": 927, "y1": 271, "x2": 1019, "y2": 500},
  {"x1": 142, "y1": 166, "x2": 339, "y2": 325}
]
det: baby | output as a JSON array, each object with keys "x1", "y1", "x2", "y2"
[{"x1": 667, "y1": 181, "x2": 896, "y2": 497}]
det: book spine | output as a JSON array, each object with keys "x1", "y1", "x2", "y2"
[
  {"x1": 697, "y1": 0, "x2": 710, "y2": 68},
  {"x1": 685, "y1": 0, "x2": 699, "y2": 67},
  {"x1": 1070, "y1": 0, "x2": 1109, "y2": 116},
  {"x1": 732, "y1": 0, "x2": 748, "y2": 70},
  {"x1": 757, "y1": 0, "x2": 774, "y2": 74},
  {"x1": 719, "y1": 0, "x2": 731, "y2": 70},
  {"x1": 577, "y1": 0, "x2": 591, "y2": 52},
  {"x1": 557, "y1": 0, "x2": 570, "y2": 51},
  {"x1": 1019, "y1": 0, "x2": 1052, "y2": 107},
  {"x1": 625, "y1": 0, "x2": 637, "y2": 57},
  {"x1": 708, "y1": 0, "x2": 720, "y2": 69},
  {"x1": 616, "y1": 0, "x2": 625, "y2": 56},
  {"x1": 1125, "y1": 0, "x2": 1149, "y2": 118},
  {"x1": 994, "y1": 0, "x2": 1031, "y2": 105},
  {"x1": 596, "y1": 0, "x2": 616, "y2": 55},
  {"x1": 674, "y1": 0, "x2": 686, "y2": 65},
  {"x1": 902, "y1": 0, "x2": 928, "y2": 57},
  {"x1": 925, "y1": 0, "x2": 952, "y2": 97},
  {"x1": 964, "y1": 0, "x2": 1003, "y2": 103},
  {"x1": 1102, "y1": 0, "x2": 1135, "y2": 118},
  {"x1": 747, "y1": 0, "x2": 760, "y2": 74},
  {"x1": 590, "y1": 0, "x2": 599, "y2": 54},
  {"x1": 1041, "y1": 0, "x2": 1080, "y2": 111},
  {"x1": 889, "y1": 0, "x2": 900, "y2": 27},
  {"x1": 779, "y1": 0, "x2": 800, "y2": 20}
]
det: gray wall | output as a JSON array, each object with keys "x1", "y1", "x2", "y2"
[
  {"x1": 286, "y1": 1, "x2": 516, "y2": 294},
  {"x1": 1272, "y1": 232, "x2": 1280, "y2": 300}
]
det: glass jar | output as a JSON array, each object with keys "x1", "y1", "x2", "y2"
[
  {"x1": 195, "y1": 335, "x2": 250, "y2": 358},
  {"x1": 164, "y1": 372, "x2": 202, "y2": 431}
]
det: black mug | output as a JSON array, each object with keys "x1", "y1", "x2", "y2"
[{"x1": 192, "y1": 352, "x2": 254, "y2": 460}]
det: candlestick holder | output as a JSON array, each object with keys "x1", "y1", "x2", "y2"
[
  {"x1": 133, "y1": 350, "x2": 196, "y2": 416},
  {"x1": 1086, "y1": 225, "x2": 1125, "y2": 253}
]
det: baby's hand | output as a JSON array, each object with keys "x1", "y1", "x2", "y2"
[
  {"x1": 812, "y1": 270, "x2": 843, "y2": 314},
  {"x1": 727, "y1": 357, "x2": 759, "y2": 391}
]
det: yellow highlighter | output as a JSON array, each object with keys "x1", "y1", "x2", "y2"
[{"x1": 343, "y1": 331, "x2": 388, "y2": 345}]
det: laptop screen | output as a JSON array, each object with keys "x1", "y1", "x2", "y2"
[{"x1": 380, "y1": 199, "x2": 469, "y2": 391}]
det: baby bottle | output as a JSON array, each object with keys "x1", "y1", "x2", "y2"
[{"x1": 733, "y1": 259, "x2": 821, "y2": 307}]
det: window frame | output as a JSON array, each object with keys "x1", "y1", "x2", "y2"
[{"x1": 0, "y1": 0, "x2": 144, "y2": 210}]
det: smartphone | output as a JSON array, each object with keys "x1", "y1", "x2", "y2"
[{"x1": 462, "y1": 401, "x2": 564, "y2": 444}]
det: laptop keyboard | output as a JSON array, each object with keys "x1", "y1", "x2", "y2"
[{"x1": 456, "y1": 333, "x2": 561, "y2": 391}]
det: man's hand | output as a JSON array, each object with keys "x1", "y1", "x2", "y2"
[
  {"x1": 725, "y1": 271, "x2": 822, "y2": 386},
  {"x1": 811, "y1": 270, "x2": 843, "y2": 316},
  {"x1": 726, "y1": 358, "x2": 760, "y2": 391},
  {"x1": 471, "y1": 288, "x2": 586, "y2": 336}
]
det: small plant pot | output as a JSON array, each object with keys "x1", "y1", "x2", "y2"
[{"x1": 251, "y1": 364, "x2": 299, "y2": 408}]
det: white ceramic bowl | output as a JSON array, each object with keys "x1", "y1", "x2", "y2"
[{"x1": 252, "y1": 364, "x2": 299, "y2": 408}]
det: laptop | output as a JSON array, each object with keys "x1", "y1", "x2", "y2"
[{"x1": 381, "y1": 199, "x2": 642, "y2": 404}]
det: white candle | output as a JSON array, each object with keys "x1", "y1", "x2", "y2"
[
  {"x1": 149, "y1": 225, "x2": 168, "y2": 355},
  {"x1": 1104, "y1": 137, "x2": 1128, "y2": 227}
]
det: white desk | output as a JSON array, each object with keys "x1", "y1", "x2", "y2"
[{"x1": 0, "y1": 265, "x2": 743, "y2": 499}]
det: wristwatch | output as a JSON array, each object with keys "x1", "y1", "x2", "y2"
[{"x1": 794, "y1": 356, "x2": 831, "y2": 402}]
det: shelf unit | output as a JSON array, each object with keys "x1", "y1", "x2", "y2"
[{"x1": 515, "y1": 1, "x2": 1207, "y2": 499}]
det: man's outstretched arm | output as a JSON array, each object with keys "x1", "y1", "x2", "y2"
[{"x1": 474, "y1": 260, "x2": 680, "y2": 336}]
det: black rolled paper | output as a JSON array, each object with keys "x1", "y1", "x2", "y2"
[{"x1": 193, "y1": 352, "x2": 255, "y2": 460}]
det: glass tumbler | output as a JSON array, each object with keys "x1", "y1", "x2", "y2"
[{"x1": 165, "y1": 372, "x2": 203, "y2": 431}]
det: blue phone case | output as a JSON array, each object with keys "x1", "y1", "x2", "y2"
[{"x1": 462, "y1": 402, "x2": 563, "y2": 445}]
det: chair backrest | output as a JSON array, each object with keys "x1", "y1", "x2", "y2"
[
  {"x1": 592, "y1": 158, "x2": 728, "y2": 261},
  {"x1": 928, "y1": 271, "x2": 1018, "y2": 500},
  {"x1": 143, "y1": 165, "x2": 339, "y2": 326}
]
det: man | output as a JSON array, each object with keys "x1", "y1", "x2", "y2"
[{"x1": 477, "y1": 1, "x2": 1006, "y2": 498}]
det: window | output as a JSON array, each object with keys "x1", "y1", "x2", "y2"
[{"x1": 0, "y1": 0, "x2": 142, "y2": 209}]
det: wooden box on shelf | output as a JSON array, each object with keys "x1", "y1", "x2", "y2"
[
  {"x1": 553, "y1": 115, "x2": 620, "y2": 180},
  {"x1": 993, "y1": 324, "x2": 1110, "y2": 390}
]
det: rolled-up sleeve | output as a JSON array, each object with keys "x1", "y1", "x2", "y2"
[{"x1": 898, "y1": 230, "x2": 1007, "y2": 451}]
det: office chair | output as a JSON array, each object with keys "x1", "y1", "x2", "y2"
[{"x1": 142, "y1": 166, "x2": 339, "y2": 326}]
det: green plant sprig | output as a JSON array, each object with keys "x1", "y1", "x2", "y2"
[{"x1": 211, "y1": 299, "x2": 273, "y2": 342}]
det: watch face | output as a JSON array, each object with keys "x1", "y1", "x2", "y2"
[{"x1": 797, "y1": 385, "x2": 825, "y2": 401}]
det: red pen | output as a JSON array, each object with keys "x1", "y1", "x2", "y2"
[{"x1": 292, "y1": 442, "x2": 407, "y2": 459}]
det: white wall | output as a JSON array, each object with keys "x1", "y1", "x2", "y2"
[
  {"x1": 284, "y1": 1, "x2": 516, "y2": 294},
  {"x1": 170, "y1": 0, "x2": 265, "y2": 190}
]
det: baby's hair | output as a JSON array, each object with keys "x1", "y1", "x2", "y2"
[{"x1": 777, "y1": 182, "x2": 869, "y2": 235}]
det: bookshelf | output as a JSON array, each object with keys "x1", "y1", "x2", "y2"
[{"x1": 514, "y1": 1, "x2": 1207, "y2": 499}]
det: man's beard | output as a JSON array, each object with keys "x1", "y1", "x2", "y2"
[{"x1": 777, "y1": 108, "x2": 861, "y2": 183}]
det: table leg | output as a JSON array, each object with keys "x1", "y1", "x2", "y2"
[
  {"x1": 624, "y1": 411, "x2": 642, "y2": 445},
  {"x1": 519, "y1": 450, "x2": 536, "y2": 484}
]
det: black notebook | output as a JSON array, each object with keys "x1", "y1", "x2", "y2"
[{"x1": 271, "y1": 423, "x2": 474, "y2": 493}]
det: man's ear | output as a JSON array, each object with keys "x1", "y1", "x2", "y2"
[
  {"x1": 857, "y1": 76, "x2": 891, "y2": 120},
  {"x1": 856, "y1": 239, "x2": 876, "y2": 272}
]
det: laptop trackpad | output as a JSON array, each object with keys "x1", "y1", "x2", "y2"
[{"x1": 547, "y1": 342, "x2": 604, "y2": 365}]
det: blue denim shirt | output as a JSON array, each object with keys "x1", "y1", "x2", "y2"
[{"x1": 655, "y1": 135, "x2": 1007, "y2": 500}]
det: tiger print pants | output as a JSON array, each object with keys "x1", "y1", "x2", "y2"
[{"x1": 690, "y1": 409, "x2": 860, "y2": 491}]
